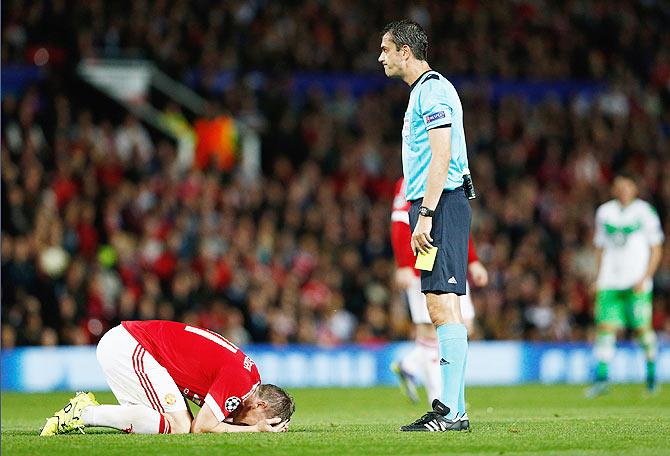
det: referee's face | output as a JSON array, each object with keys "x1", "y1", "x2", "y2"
[{"x1": 379, "y1": 33, "x2": 404, "y2": 77}]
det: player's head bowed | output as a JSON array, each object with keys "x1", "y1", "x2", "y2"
[
  {"x1": 234, "y1": 384, "x2": 295, "y2": 425},
  {"x1": 256, "y1": 384, "x2": 295, "y2": 422}
]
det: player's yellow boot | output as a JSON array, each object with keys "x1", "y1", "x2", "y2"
[{"x1": 40, "y1": 391, "x2": 99, "y2": 436}]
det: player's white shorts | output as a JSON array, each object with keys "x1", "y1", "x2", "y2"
[
  {"x1": 460, "y1": 282, "x2": 475, "y2": 322},
  {"x1": 405, "y1": 275, "x2": 474, "y2": 324},
  {"x1": 96, "y1": 325, "x2": 188, "y2": 414}
]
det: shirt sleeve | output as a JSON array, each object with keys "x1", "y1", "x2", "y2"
[
  {"x1": 643, "y1": 204, "x2": 664, "y2": 246},
  {"x1": 205, "y1": 371, "x2": 260, "y2": 422},
  {"x1": 594, "y1": 206, "x2": 606, "y2": 248},
  {"x1": 419, "y1": 79, "x2": 453, "y2": 130}
]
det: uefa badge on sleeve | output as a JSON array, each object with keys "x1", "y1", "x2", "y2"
[{"x1": 225, "y1": 396, "x2": 241, "y2": 413}]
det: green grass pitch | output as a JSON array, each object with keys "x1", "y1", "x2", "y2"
[{"x1": 2, "y1": 385, "x2": 669, "y2": 455}]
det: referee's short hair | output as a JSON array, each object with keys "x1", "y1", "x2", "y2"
[{"x1": 381, "y1": 20, "x2": 428, "y2": 61}]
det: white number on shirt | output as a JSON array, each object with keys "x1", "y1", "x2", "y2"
[{"x1": 184, "y1": 326, "x2": 238, "y2": 353}]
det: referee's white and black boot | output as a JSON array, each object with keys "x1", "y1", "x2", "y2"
[
  {"x1": 459, "y1": 412, "x2": 470, "y2": 431},
  {"x1": 399, "y1": 399, "x2": 465, "y2": 432}
]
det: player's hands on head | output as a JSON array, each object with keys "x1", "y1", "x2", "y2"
[
  {"x1": 412, "y1": 216, "x2": 433, "y2": 255},
  {"x1": 468, "y1": 261, "x2": 489, "y2": 287},
  {"x1": 254, "y1": 417, "x2": 290, "y2": 433}
]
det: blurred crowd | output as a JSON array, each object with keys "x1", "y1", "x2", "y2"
[
  {"x1": 4, "y1": 0, "x2": 670, "y2": 82},
  {"x1": 2, "y1": 1, "x2": 670, "y2": 348}
]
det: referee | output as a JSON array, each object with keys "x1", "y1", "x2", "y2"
[{"x1": 379, "y1": 20, "x2": 472, "y2": 432}]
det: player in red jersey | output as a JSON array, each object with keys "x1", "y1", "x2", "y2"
[
  {"x1": 40, "y1": 320, "x2": 294, "y2": 436},
  {"x1": 390, "y1": 178, "x2": 488, "y2": 405}
]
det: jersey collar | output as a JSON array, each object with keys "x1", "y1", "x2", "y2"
[
  {"x1": 616, "y1": 198, "x2": 637, "y2": 211},
  {"x1": 409, "y1": 70, "x2": 433, "y2": 92}
]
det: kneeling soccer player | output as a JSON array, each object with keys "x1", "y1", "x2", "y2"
[{"x1": 40, "y1": 320, "x2": 294, "y2": 435}]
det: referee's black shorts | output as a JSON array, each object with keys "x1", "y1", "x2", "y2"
[{"x1": 409, "y1": 187, "x2": 471, "y2": 296}]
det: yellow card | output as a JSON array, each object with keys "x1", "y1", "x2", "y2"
[{"x1": 415, "y1": 246, "x2": 438, "y2": 271}]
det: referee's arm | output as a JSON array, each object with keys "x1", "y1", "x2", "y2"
[
  {"x1": 411, "y1": 127, "x2": 452, "y2": 254},
  {"x1": 422, "y1": 127, "x2": 452, "y2": 210}
]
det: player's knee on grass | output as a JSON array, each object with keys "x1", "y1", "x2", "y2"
[{"x1": 165, "y1": 412, "x2": 191, "y2": 434}]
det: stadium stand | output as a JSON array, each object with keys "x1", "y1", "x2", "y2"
[{"x1": 2, "y1": 0, "x2": 670, "y2": 347}]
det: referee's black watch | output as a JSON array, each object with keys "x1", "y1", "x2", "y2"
[{"x1": 419, "y1": 206, "x2": 435, "y2": 217}]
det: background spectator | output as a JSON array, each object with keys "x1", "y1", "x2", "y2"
[{"x1": 2, "y1": 0, "x2": 669, "y2": 347}]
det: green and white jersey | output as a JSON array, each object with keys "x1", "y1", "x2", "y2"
[{"x1": 594, "y1": 199, "x2": 664, "y2": 291}]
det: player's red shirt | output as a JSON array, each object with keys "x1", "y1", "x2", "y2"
[
  {"x1": 391, "y1": 178, "x2": 419, "y2": 276},
  {"x1": 122, "y1": 320, "x2": 260, "y2": 421},
  {"x1": 391, "y1": 178, "x2": 479, "y2": 276}
]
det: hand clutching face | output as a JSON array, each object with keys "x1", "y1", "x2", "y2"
[{"x1": 254, "y1": 417, "x2": 290, "y2": 433}]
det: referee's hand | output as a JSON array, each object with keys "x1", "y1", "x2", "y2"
[{"x1": 412, "y1": 216, "x2": 434, "y2": 255}]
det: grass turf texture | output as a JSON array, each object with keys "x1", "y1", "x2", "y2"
[{"x1": 2, "y1": 385, "x2": 669, "y2": 456}]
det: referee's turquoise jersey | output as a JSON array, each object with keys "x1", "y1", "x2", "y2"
[{"x1": 401, "y1": 70, "x2": 469, "y2": 201}]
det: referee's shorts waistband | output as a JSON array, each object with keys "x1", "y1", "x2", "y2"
[{"x1": 409, "y1": 186, "x2": 463, "y2": 204}]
